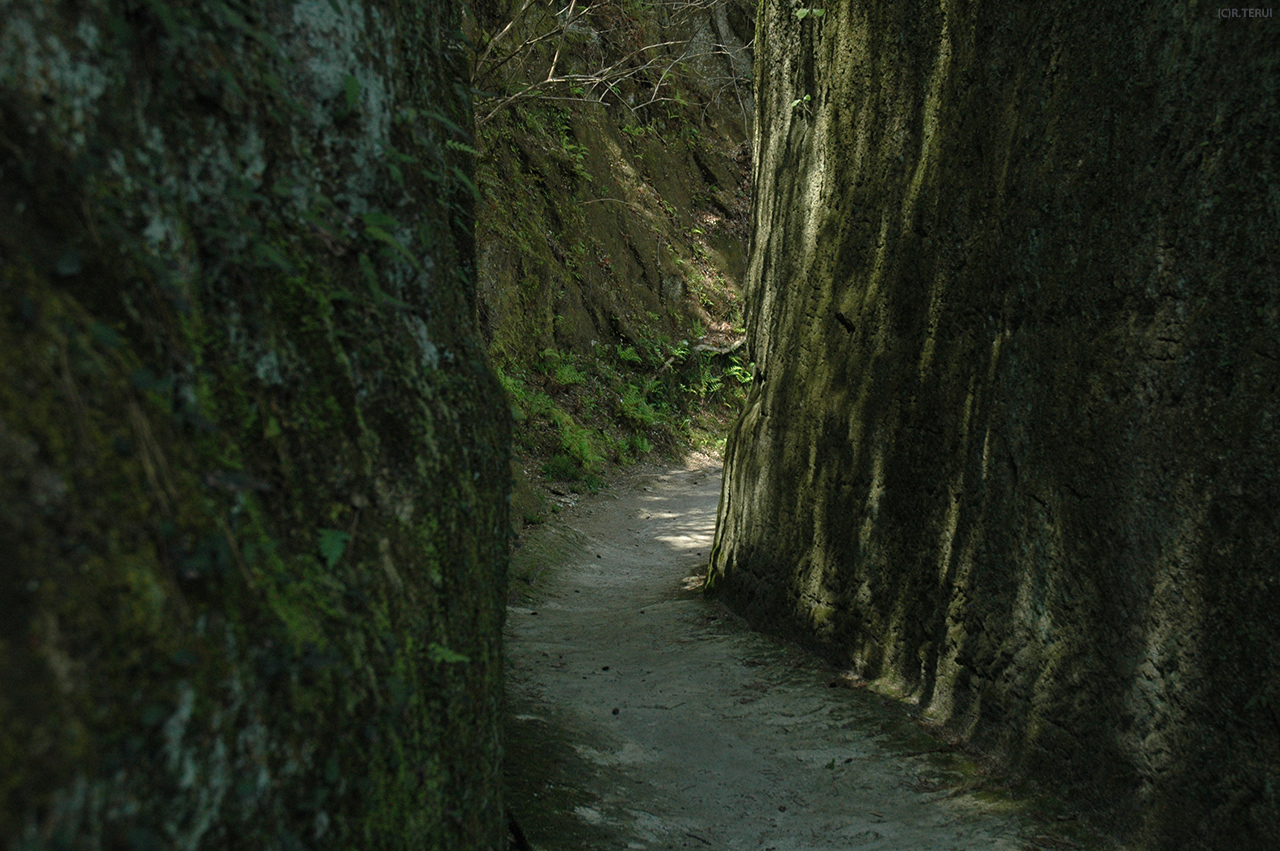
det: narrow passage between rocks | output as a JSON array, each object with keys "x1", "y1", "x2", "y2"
[{"x1": 504, "y1": 460, "x2": 1104, "y2": 851}]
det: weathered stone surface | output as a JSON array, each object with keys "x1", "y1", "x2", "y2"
[
  {"x1": 711, "y1": 2, "x2": 1278, "y2": 845},
  {"x1": 1, "y1": 1, "x2": 508, "y2": 847}
]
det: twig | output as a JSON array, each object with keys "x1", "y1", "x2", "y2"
[{"x1": 692, "y1": 338, "x2": 744, "y2": 355}]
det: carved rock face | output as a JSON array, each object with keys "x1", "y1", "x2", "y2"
[{"x1": 712, "y1": 2, "x2": 1279, "y2": 845}]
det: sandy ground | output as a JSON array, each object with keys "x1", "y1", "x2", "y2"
[{"x1": 504, "y1": 458, "x2": 1111, "y2": 851}]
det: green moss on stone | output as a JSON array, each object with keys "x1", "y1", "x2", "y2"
[{"x1": 2, "y1": 1, "x2": 509, "y2": 847}]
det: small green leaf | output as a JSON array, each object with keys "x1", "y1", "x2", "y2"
[
  {"x1": 388, "y1": 676, "x2": 410, "y2": 706},
  {"x1": 365, "y1": 226, "x2": 421, "y2": 270},
  {"x1": 215, "y1": 3, "x2": 252, "y2": 34},
  {"x1": 270, "y1": 175, "x2": 297, "y2": 197},
  {"x1": 795, "y1": 8, "x2": 808, "y2": 20},
  {"x1": 358, "y1": 252, "x2": 382, "y2": 294},
  {"x1": 357, "y1": 253, "x2": 409, "y2": 308},
  {"x1": 444, "y1": 139, "x2": 479, "y2": 155},
  {"x1": 254, "y1": 242, "x2": 296, "y2": 273},
  {"x1": 342, "y1": 73, "x2": 361, "y2": 110},
  {"x1": 147, "y1": 0, "x2": 179, "y2": 38},
  {"x1": 423, "y1": 107, "x2": 467, "y2": 139},
  {"x1": 428, "y1": 643, "x2": 470, "y2": 665},
  {"x1": 318, "y1": 528, "x2": 351, "y2": 569},
  {"x1": 450, "y1": 165, "x2": 480, "y2": 200},
  {"x1": 360, "y1": 210, "x2": 399, "y2": 230}
]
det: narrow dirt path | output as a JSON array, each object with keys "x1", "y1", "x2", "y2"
[{"x1": 504, "y1": 459, "x2": 1108, "y2": 850}]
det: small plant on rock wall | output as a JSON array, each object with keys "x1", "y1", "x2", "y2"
[
  {"x1": 620, "y1": 122, "x2": 652, "y2": 139},
  {"x1": 542, "y1": 453, "x2": 579, "y2": 481},
  {"x1": 620, "y1": 383, "x2": 662, "y2": 426},
  {"x1": 617, "y1": 344, "x2": 643, "y2": 364},
  {"x1": 554, "y1": 362, "x2": 586, "y2": 385},
  {"x1": 725, "y1": 355, "x2": 753, "y2": 386}
]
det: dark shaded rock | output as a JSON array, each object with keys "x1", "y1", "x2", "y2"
[{"x1": 1, "y1": 1, "x2": 508, "y2": 847}]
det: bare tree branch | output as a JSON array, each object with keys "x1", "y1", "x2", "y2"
[{"x1": 471, "y1": 0, "x2": 752, "y2": 128}]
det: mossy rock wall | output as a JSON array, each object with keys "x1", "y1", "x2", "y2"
[
  {"x1": 472, "y1": 2, "x2": 755, "y2": 481},
  {"x1": 1, "y1": 1, "x2": 508, "y2": 847},
  {"x1": 711, "y1": 2, "x2": 1278, "y2": 846},
  {"x1": 474, "y1": 1, "x2": 754, "y2": 362}
]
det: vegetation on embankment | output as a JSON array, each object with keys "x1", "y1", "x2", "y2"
[
  {"x1": 710, "y1": 2, "x2": 1278, "y2": 847},
  {"x1": 467, "y1": 1, "x2": 756, "y2": 516},
  {"x1": 2, "y1": 2, "x2": 508, "y2": 847}
]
